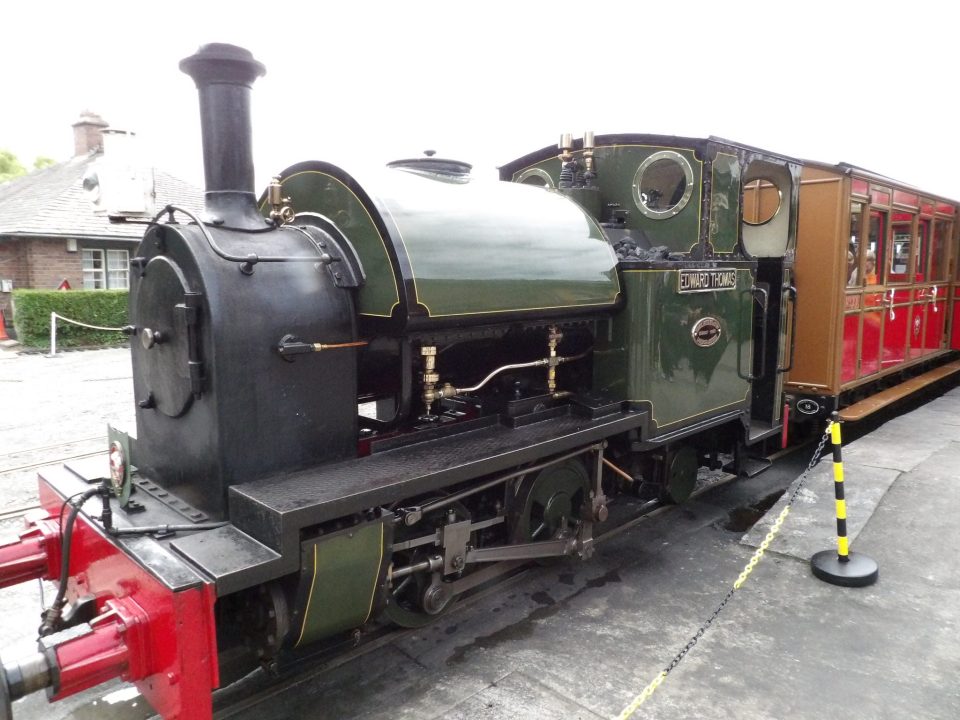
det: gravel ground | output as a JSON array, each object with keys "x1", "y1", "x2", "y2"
[{"x1": 0, "y1": 346, "x2": 134, "y2": 512}]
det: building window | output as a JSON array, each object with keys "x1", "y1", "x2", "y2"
[
  {"x1": 82, "y1": 248, "x2": 129, "y2": 289},
  {"x1": 82, "y1": 249, "x2": 104, "y2": 289},
  {"x1": 107, "y1": 249, "x2": 129, "y2": 289}
]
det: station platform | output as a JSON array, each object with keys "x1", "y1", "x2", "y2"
[{"x1": 2, "y1": 350, "x2": 958, "y2": 719}]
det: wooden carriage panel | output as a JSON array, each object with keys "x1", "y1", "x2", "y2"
[
  {"x1": 860, "y1": 308, "x2": 883, "y2": 377},
  {"x1": 952, "y1": 288, "x2": 960, "y2": 350},
  {"x1": 924, "y1": 300, "x2": 947, "y2": 355},
  {"x1": 841, "y1": 311, "x2": 859, "y2": 383},
  {"x1": 788, "y1": 166, "x2": 846, "y2": 393},
  {"x1": 882, "y1": 302, "x2": 909, "y2": 369}
]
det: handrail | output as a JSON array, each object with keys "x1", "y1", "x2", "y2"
[
  {"x1": 777, "y1": 285, "x2": 798, "y2": 373},
  {"x1": 737, "y1": 285, "x2": 769, "y2": 382}
]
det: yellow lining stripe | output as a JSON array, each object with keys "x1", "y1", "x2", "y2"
[
  {"x1": 837, "y1": 536, "x2": 850, "y2": 557},
  {"x1": 646, "y1": 394, "x2": 751, "y2": 431},
  {"x1": 833, "y1": 464, "x2": 845, "y2": 483},
  {"x1": 279, "y1": 170, "x2": 401, "y2": 317},
  {"x1": 619, "y1": 267, "x2": 753, "y2": 429},
  {"x1": 294, "y1": 522, "x2": 386, "y2": 646},
  {"x1": 362, "y1": 523, "x2": 385, "y2": 624},
  {"x1": 380, "y1": 205, "x2": 621, "y2": 318},
  {"x1": 294, "y1": 544, "x2": 318, "y2": 648}
]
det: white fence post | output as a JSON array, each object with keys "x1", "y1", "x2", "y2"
[
  {"x1": 45, "y1": 312, "x2": 124, "y2": 358},
  {"x1": 48, "y1": 312, "x2": 58, "y2": 358}
]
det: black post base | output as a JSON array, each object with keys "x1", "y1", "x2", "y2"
[{"x1": 810, "y1": 550, "x2": 879, "y2": 587}]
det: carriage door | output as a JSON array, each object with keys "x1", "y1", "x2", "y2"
[
  {"x1": 926, "y1": 212, "x2": 952, "y2": 353},
  {"x1": 741, "y1": 160, "x2": 797, "y2": 444}
]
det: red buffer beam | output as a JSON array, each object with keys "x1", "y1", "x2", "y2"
[{"x1": 0, "y1": 483, "x2": 220, "y2": 720}]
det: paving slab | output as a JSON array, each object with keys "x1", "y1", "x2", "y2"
[
  {"x1": 437, "y1": 670, "x2": 603, "y2": 720},
  {"x1": 740, "y1": 459, "x2": 901, "y2": 561}
]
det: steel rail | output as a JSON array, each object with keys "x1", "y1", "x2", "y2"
[
  {"x1": 0, "y1": 450, "x2": 105, "y2": 476},
  {"x1": 0, "y1": 437, "x2": 103, "y2": 461}
]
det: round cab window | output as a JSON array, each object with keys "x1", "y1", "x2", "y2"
[
  {"x1": 633, "y1": 151, "x2": 694, "y2": 219},
  {"x1": 742, "y1": 178, "x2": 782, "y2": 225}
]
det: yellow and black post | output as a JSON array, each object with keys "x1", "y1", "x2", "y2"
[{"x1": 811, "y1": 412, "x2": 879, "y2": 587}]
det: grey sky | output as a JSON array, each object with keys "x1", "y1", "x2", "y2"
[{"x1": 4, "y1": 1, "x2": 958, "y2": 199}]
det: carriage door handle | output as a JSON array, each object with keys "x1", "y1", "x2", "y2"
[
  {"x1": 931, "y1": 285, "x2": 939, "y2": 312},
  {"x1": 886, "y1": 289, "x2": 896, "y2": 321}
]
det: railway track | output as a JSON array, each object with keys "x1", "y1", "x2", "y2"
[
  {"x1": 208, "y1": 441, "x2": 819, "y2": 720},
  {"x1": 0, "y1": 439, "x2": 107, "y2": 527},
  {"x1": 208, "y1": 435, "x2": 826, "y2": 718},
  {"x1": 0, "y1": 437, "x2": 104, "y2": 462}
]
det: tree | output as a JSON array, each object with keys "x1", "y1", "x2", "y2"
[
  {"x1": 0, "y1": 149, "x2": 26, "y2": 183},
  {"x1": 33, "y1": 156, "x2": 55, "y2": 170}
]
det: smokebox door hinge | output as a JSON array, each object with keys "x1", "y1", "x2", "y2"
[{"x1": 177, "y1": 292, "x2": 205, "y2": 396}]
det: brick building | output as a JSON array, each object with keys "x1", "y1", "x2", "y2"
[{"x1": 0, "y1": 113, "x2": 202, "y2": 331}]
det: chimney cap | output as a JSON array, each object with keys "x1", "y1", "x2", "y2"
[
  {"x1": 180, "y1": 43, "x2": 265, "y2": 89},
  {"x1": 72, "y1": 111, "x2": 108, "y2": 129}
]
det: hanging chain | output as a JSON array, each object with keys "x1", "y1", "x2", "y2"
[{"x1": 616, "y1": 424, "x2": 833, "y2": 720}]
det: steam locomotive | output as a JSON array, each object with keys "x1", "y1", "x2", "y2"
[{"x1": 0, "y1": 43, "x2": 956, "y2": 720}]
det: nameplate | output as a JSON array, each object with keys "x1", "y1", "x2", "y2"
[{"x1": 677, "y1": 269, "x2": 738, "y2": 294}]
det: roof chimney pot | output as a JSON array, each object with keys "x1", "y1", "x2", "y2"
[{"x1": 72, "y1": 111, "x2": 108, "y2": 156}]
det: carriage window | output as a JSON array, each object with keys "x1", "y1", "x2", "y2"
[
  {"x1": 931, "y1": 219, "x2": 951, "y2": 282},
  {"x1": 743, "y1": 179, "x2": 782, "y2": 226},
  {"x1": 863, "y1": 210, "x2": 886, "y2": 286},
  {"x1": 847, "y1": 203, "x2": 863, "y2": 287},
  {"x1": 632, "y1": 151, "x2": 694, "y2": 219},
  {"x1": 889, "y1": 212, "x2": 914, "y2": 282},
  {"x1": 915, "y1": 219, "x2": 930, "y2": 280}
]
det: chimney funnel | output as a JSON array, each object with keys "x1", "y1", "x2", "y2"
[{"x1": 179, "y1": 43, "x2": 266, "y2": 229}]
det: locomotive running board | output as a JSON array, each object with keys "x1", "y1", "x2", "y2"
[{"x1": 227, "y1": 407, "x2": 647, "y2": 569}]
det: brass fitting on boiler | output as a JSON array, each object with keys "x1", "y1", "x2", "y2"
[
  {"x1": 547, "y1": 325, "x2": 563, "y2": 394},
  {"x1": 422, "y1": 382, "x2": 458, "y2": 409},
  {"x1": 421, "y1": 346, "x2": 439, "y2": 415},
  {"x1": 558, "y1": 133, "x2": 574, "y2": 163},
  {"x1": 268, "y1": 176, "x2": 295, "y2": 225},
  {"x1": 583, "y1": 131, "x2": 596, "y2": 179}
]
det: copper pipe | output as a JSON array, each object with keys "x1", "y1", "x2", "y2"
[
  {"x1": 312, "y1": 340, "x2": 368, "y2": 351},
  {"x1": 602, "y1": 457, "x2": 635, "y2": 484}
]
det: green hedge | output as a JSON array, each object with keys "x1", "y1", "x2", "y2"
[{"x1": 12, "y1": 289, "x2": 128, "y2": 349}]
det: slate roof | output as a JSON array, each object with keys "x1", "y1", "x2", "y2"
[{"x1": 0, "y1": 152, "x2": 203, "y2": 241}]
